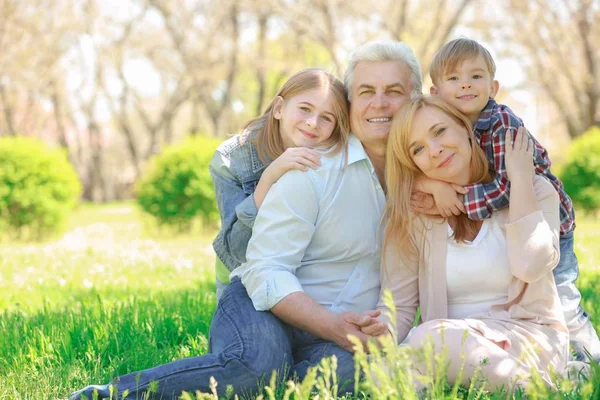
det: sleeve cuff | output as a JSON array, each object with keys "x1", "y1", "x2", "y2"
[
  {"x1": 244, "y1": 270, "x2": 304, "y2": 311},
  {"x1": 235, "y1": 194, "x2": 259, "y2": 228}
]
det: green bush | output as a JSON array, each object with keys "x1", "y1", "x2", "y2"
[
  {"x1": 0, "y1": 136, "x2": 81, "y2": 240},
  {"x1": 136, "y1": 135, "x2": 221, "y2": 231},
  {"x1": 560, "y1": 127, "x2": 600, "y2": 213}
]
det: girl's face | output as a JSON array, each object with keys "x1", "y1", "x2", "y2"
[
  {"x1": 274, "y1": 87, "x2": 337, "y2": 149},
  {"x1": 407, "y1": 105, "x2": 472, "y2": 185}
]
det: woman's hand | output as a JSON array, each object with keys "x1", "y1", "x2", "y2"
[
  {"x1": 263, "y1": 147, "x2": 321, "y2": 184},
  {"x1": 505, "y1": 126, "x2": 534, "y2": 184}
]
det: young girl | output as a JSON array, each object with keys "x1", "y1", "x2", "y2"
[{"x1": 210, "y1": 68, "x2": 350, "y2": 300}]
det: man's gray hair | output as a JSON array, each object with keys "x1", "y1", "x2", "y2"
[{"x1": 344, "y1": 40, "x2": 423, "y2": 101}]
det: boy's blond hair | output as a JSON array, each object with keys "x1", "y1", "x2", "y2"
[{"x1": 430, "y1": 38, "x2": 496, "y2": 85}]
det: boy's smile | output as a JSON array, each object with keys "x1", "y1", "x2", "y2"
[{"x1": 431, "y1": 55, "x2": 499, "y2": 125}]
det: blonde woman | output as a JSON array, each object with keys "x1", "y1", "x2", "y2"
[{"x1": 371, "y1": 96, "x2": 568, "y2": 389}]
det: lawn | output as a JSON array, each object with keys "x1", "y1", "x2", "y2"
[{"x1": 0, "y1": 203, "x2": 599, "y2": 399}]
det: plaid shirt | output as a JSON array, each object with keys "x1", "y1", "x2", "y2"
[{"x1": 464, "y1": 99, "x2": 575, "y2": 236}]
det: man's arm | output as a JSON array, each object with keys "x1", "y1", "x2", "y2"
[
  {"x1": 271, "y1": 292, "x2": 372, "y2": 352},
  {"x1": 240, "y1": 169, "x2": 372, "y2": 351}
]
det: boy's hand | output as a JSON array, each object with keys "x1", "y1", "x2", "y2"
[
  {"x1": 412, "y1": 177, "x2": 468, "y2": 218},
  {"x1": 432, "y1": 183, "x2": 468, "y2": 217},
  {"x1": 411, "y1": 192, "x2": 439, "y2": 215},
  {"x1": 505, "y1": 126, "x2": 534, "y2": 184}
]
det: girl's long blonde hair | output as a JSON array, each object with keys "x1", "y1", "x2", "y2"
[
  {"x1": 245, "y1": 68, "x2": 350, "y2": 164},
  {"x1": 383, "y1": 96, "x2": 493, "y2": 261}
]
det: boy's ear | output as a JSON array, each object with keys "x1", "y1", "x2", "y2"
[
  {"x1": 490, "y1": 80, "x2": 500, "y2": 99},
  {"x1": 273, "y1": 96, "x2": 284, "y2": 119},
  {"x1": 430, "y1": 85, "x2": 438, "y2": 95}
]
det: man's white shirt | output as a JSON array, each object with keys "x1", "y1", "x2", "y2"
[{"x1": 231, "y1": 134, "x2": 385, "y2": 313}]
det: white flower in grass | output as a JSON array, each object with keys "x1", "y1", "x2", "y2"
[{"x1": 83, "y1": 278, "x2": 93, "y2": 288}]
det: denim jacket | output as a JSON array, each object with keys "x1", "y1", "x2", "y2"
[{"x1": 209, "y1": 129, "x2": 268, "y2": 274}]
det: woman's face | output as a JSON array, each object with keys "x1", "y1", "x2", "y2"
[
  {"x1": 407, "y1": 105, "x2": 472, "y2": 185},
  {"x1": 274, "y1": 87, "x2": 337, "y2": 149}
]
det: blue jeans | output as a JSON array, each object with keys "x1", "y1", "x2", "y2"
[
  {"x1": 70, "y1": 278, "x2": 357, "y2": 399},
  {"x1": 555, "y1": 231, "x2": 600, "y2": 362}
]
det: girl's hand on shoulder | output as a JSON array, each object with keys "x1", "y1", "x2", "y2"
[
  {"x1": 264, "y1": 147, "x2": 322, "y2": 183},
  {"x1": 505, "y1": 126, "x2": 534, "y2": 184}
]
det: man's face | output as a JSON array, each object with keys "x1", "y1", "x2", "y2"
[{"x1": 349, "y1": 61, "x2": 414, "y2": 146}]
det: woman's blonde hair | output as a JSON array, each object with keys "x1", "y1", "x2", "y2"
[
  {"x1": 383, "y1": 96, "x2": 493, "y2": 261},
  {"x1": 246, "y1": 68, "x2": 350, "y2": 164}
]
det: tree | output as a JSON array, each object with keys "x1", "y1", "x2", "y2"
[{"x1": 496, "y1": 0, "x2": 599, "y2": 138}]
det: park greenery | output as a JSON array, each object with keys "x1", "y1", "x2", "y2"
[
  {"x1": 1, "y1": 1, "x2": 600, "y2": 399},
  {"x1": 2, "y1": 0, "x2": 598, "y2": 201},
  {"x1": 0, "y1": 137, "x2": 81, "y2": 240},
  {"x1": 136, "y1": 135, "x2": 221, "y2": 231},
  {"x1": 559, "y1": 127, "x2": 600, "y2": 214}
]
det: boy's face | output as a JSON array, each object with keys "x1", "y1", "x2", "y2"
[{"x1": 430, "y1": 55, "x2": 499, "y2": 124}]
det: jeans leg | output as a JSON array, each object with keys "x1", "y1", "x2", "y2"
[
  {"x1": 291, "y1": 330, "x2": 358, "y2": 395},
  {"x1": 70, "y1": 279, "x2": 294, "y2": 400},
  {"x1": 554, "y1": 232, "x2": 600, "y2": 362}
]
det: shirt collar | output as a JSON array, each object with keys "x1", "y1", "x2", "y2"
[
  {"x1": 474, "y1": 98, "x2": 497, "y2": 131},
  {"x1": 347, "y1": 134, "x2": 370, "y2": 166}
]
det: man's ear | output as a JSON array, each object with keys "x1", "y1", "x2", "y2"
[
  {"x1": 430, "y1": 85, "x2": 438, "y2": 95},
  {"x1": 273, "y1": 96, "x2": 284, "y2": 119},
  {"x1": 490, "y1": 80, "x2": 500, "y2": 99}
]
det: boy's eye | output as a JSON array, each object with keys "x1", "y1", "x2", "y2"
[
  {"x1": 447, "y1": 76, "x2": 458, "y2": 81},
  {"x1": 473, "y1": 74, "x2": 483, "y2": 79}
]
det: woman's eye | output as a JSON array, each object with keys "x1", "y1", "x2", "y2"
[
  {"x1": 321, "y1": 115, "x2": 333, "y2": 122},
  {"x1": 436, "y1": 127, "x2": 446, "y2": 136},
  {"x1": 300, "y1": 106, "x2": 310, "y2": 112},
  {"x1": 412, "y1": 146, "x2": 423, "y2": 155}
]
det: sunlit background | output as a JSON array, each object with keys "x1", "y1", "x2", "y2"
[{"x1": 2, "y1": 0, "x2": 598, "y2": 202}]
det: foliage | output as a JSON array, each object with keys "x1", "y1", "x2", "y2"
[
  {"x1": 559, "y1": 127, "x2": 600, "y2": 212},
  {"x1": 0, "y1": 136, "x2": 81, "y2": 240},
  {"x1": 136, "y1": 136, "x2": 221, "y2": 231}
]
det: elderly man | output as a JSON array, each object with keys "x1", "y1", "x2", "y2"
[{"x1": 70, "y1": 40, "x2": 423, "y2": 400}]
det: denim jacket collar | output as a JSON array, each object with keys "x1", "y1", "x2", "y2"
[{"x1": 249, "y1": 138, "x2": 267, "y2": 174}]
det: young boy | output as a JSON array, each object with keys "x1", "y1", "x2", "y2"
[{"x1": 422, "y1": 37, "x2": 600, "y2": 363}]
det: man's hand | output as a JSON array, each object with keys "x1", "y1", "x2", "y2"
[
  {"x1": 327, "y1": 312, "x2": 375, "y2": 352},
  {"x1": 345, "y1": 310, "x2": 389, "y2": 337}
]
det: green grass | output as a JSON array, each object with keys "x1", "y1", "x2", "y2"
[{"x1": 0, "y1": 203, "x2": 599, "y2": 399}]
